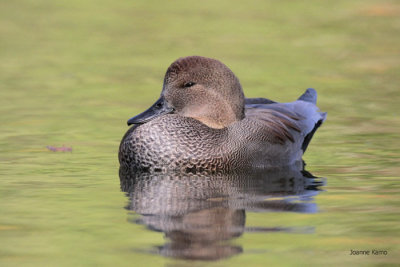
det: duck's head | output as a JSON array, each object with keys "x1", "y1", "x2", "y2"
[{"x1": 128, "y1": 56, "x2": 245, "y2": 129}]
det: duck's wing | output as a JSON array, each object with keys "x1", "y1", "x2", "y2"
[
  {"x1": 245, "y1": 97, "x2": 276, "y2": 105},
  {"x1": 245, "y1": 89, "x2": 326, "y2": 152},
  {"x1": 245, "y1": 87, "x2": 317, "y2": 105}
]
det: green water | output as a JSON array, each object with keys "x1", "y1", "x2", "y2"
[{"x1": 1, "y1": 0, "x2": 399, "y2": 266}]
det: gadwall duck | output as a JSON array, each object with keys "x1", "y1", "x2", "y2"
[{"x1": 119, "y1": 56, "x2": 326, "y2": 172}]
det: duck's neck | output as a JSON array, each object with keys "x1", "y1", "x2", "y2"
[{"x1": 188, "y1": 101, "x2": 240, "y2": 129}]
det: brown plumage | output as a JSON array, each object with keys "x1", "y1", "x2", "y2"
[{"x1": 119, "y1": 56, "x2": 326, "y2": 172}]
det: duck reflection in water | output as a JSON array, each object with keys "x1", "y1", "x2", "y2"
[{"x1": 119, "y1": 161, "x2": 324, "y2": 261}]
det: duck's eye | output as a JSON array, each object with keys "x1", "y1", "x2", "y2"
[{"x1": 183, "y1": 82, "x2": 196, "y2": 88}]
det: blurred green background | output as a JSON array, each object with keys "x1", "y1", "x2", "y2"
[{"x1": 1, "y1": 0, "x2": 399, "y2": 266}]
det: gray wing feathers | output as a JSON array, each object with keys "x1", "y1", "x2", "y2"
[{"x1": 245, "y1": 89, "x2": 326, "y2": 150}]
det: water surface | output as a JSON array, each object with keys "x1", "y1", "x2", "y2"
[
  {"x1": 120, "y1": 163, "x2": 322, "y2": 261},
  {"x1": 1, "y1": 0, "x2": 399, "y2": 266}
]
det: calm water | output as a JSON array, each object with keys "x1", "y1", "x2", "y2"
[
  {"x1": 119, "y1": 162, "x2": 324, "y2": 261},
  {"x1": 1, "y1": 0, "x2": 399, "y2": 266}
]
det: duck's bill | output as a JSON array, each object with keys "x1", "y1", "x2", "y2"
[{"x1": 127, "y1": 97, "x2": 174, "y2": 125}]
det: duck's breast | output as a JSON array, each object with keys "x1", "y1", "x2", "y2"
[{"x1": 119, "y1": 114, "x2": 233, "y2": 171}]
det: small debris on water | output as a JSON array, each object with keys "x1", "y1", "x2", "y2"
[{"x1": 46, "y1": 145, "x2": 72, "y2": 152}]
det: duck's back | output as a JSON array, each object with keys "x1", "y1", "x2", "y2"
[{"x1": 240, "y1": 89, "x2": 326, "y2": 167}]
